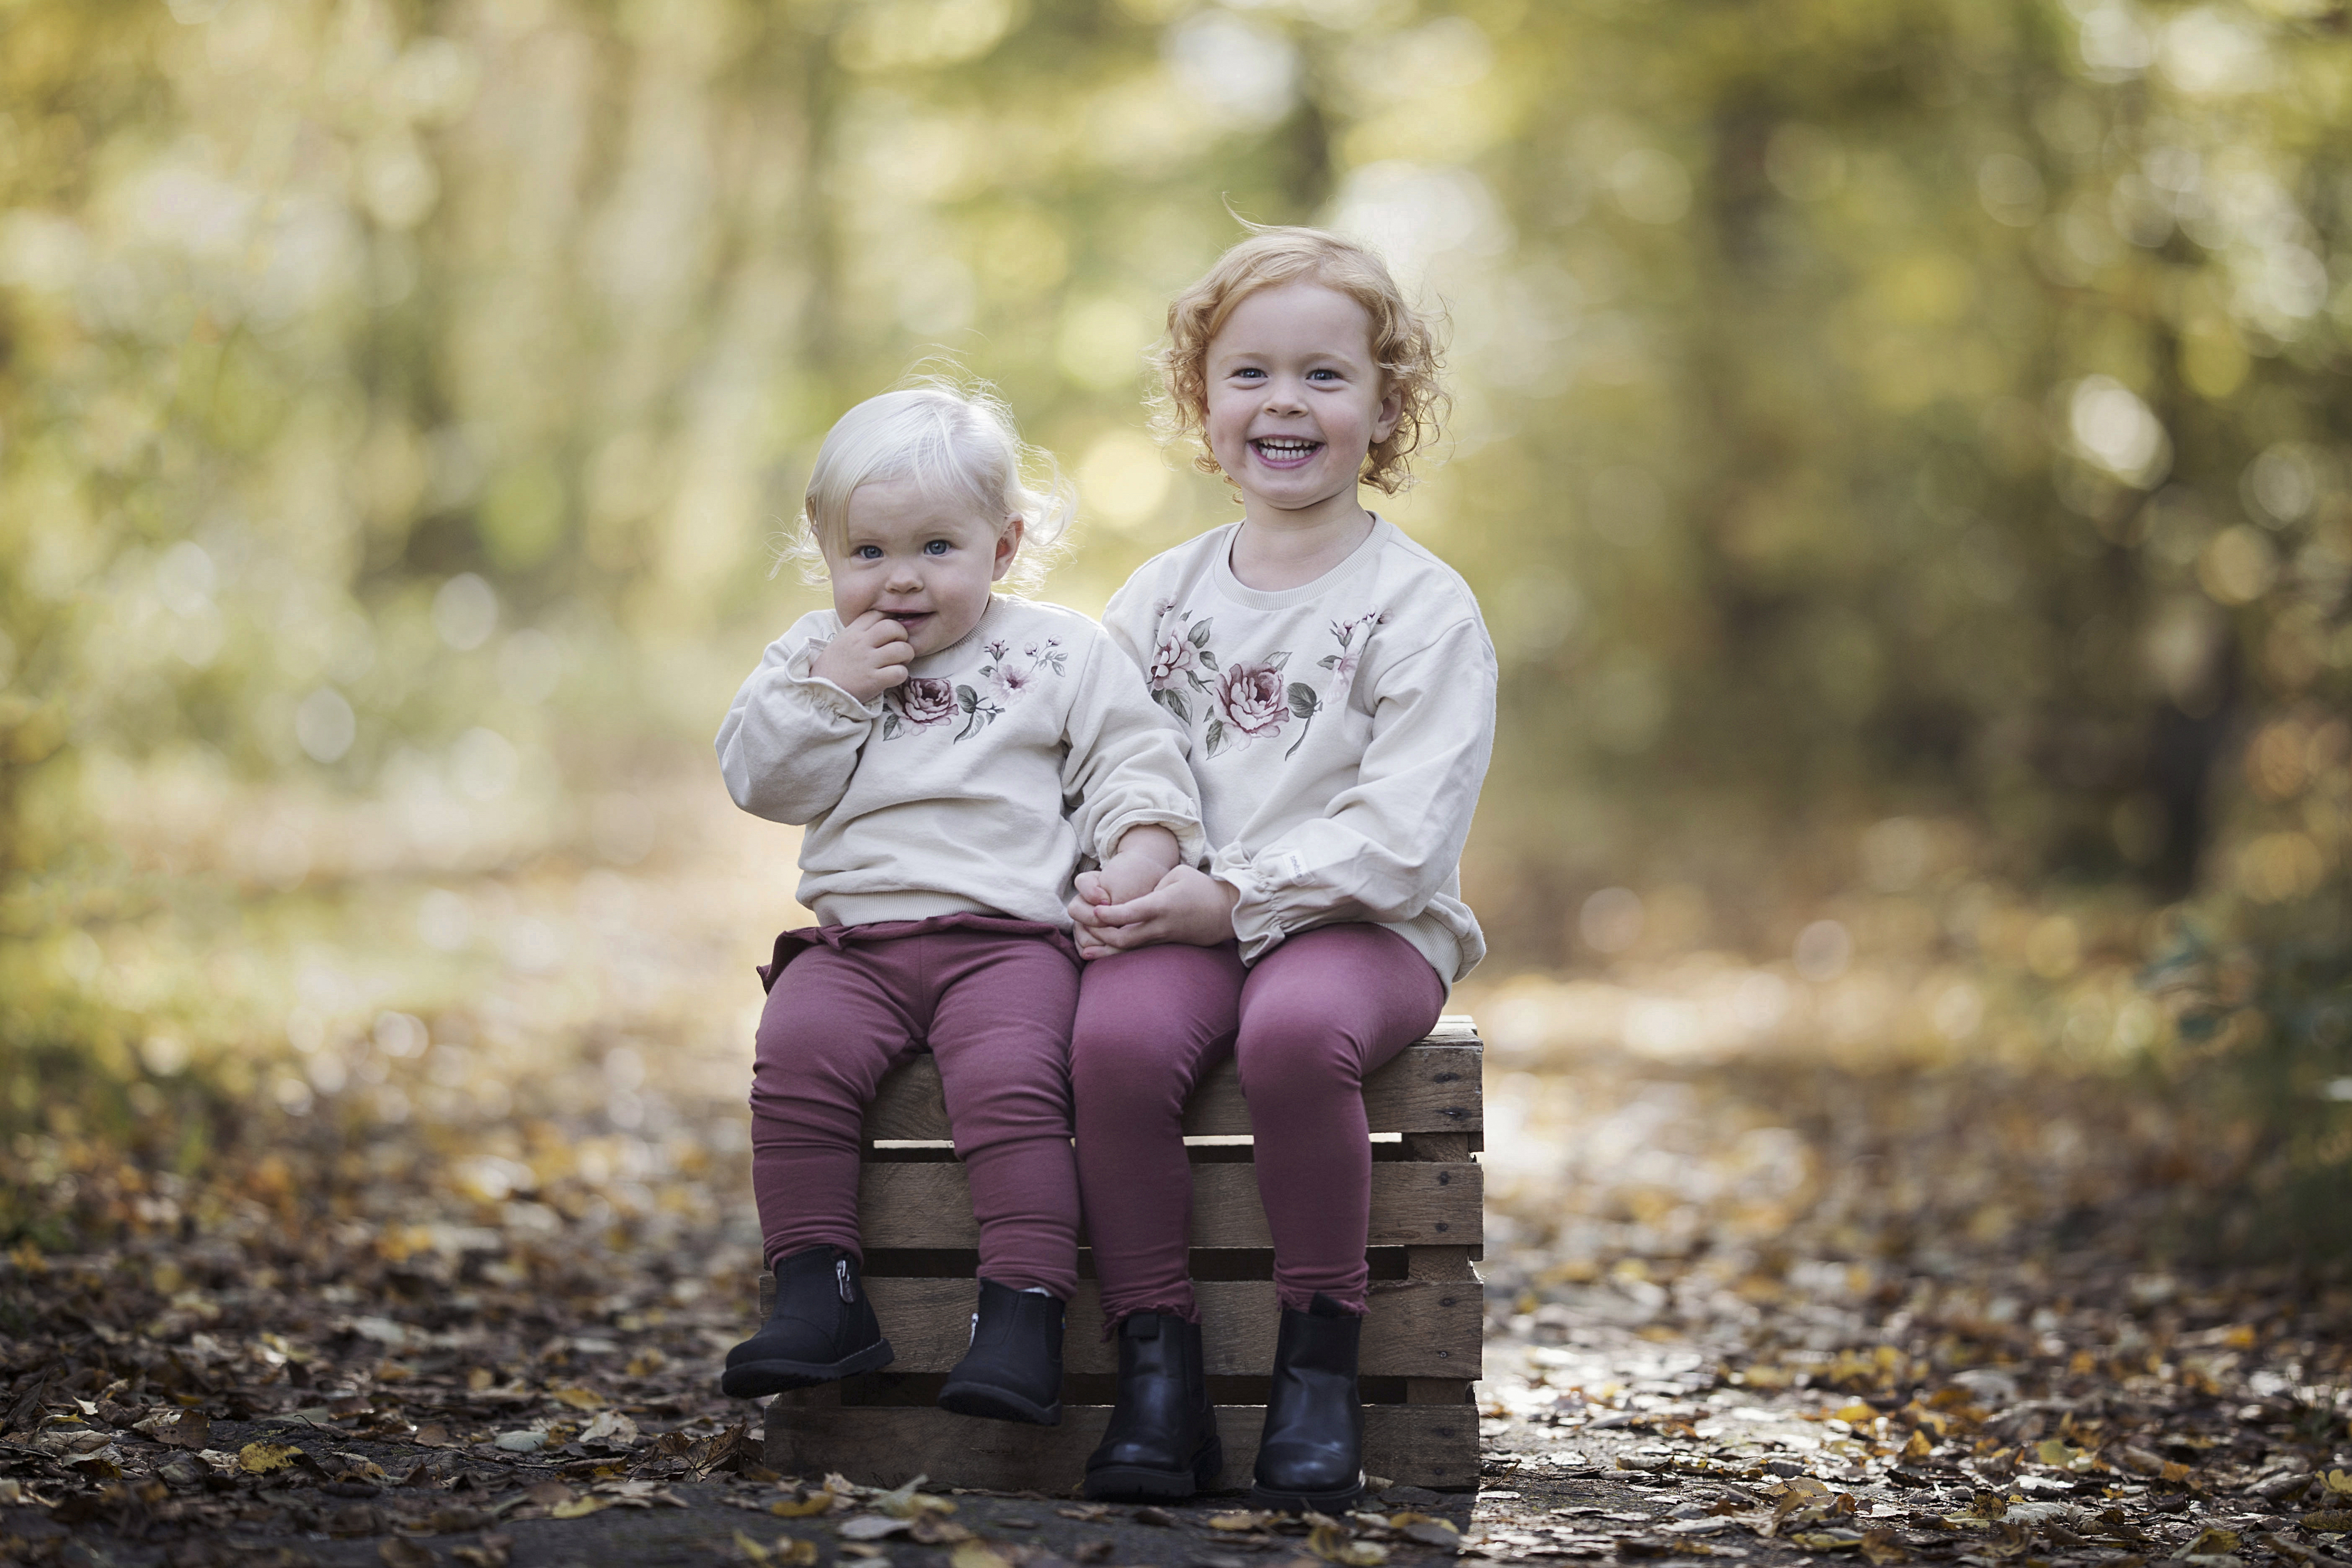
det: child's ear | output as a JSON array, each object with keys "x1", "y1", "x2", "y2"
[
  {"x1": 991, "y1": 516, "x2": 1026, "y2": 583},
  {"x1": 1372, "y1": 378, "x2": 1404, "y2": 444}
]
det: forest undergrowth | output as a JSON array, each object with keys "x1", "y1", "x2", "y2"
[{"x1": 1, "y1": 785, "x2": 2347, "y2": 1566}]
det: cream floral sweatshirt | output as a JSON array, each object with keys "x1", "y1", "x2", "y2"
[
  {"x1": 1103, "y1": 518, "x2": 1497, "y2": 984},
  {"x1": 717, "y1": 596, "x2": 1206, "y2": 930}
]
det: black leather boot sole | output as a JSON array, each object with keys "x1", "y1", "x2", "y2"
[
  {"x1": 1249, "y1": 1470, "x2": 1366, "y2": 1513},
  {"x1": 1085, "y1": 1434, "x2": 1225, "y2": 1501},
  {"x1": 937, "y1": 1280, "x2": 1065, "y2": 1426},
  {"x1": 720, "y1": 1247, "x2": 895, "y2": 1400},
  {"x1": 936, "y1": 1377, "x2": 1061, "y2": 1425},
  {"x1": 719, "y1": 1334, "x2": 893, "y2": 1400}
]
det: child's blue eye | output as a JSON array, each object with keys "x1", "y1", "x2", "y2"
[
  {"x1": 924, "y1": 539, "x2": 951, "y2": 556},
  {"x1": 855, "y1": 545, "x2": 883, "y2": 560}
]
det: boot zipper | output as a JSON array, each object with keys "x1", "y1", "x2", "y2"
[
  {"x1": 968, "y1": 1311, "x2": 980, "y2": 1346},
  {"x1": 836, "y1": 1258, "x2": 855, "y2": 1303}
]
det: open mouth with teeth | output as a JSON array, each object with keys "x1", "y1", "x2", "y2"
[{"x1": 1250, "y1": 437, "x2": 1323, "y2": 468}]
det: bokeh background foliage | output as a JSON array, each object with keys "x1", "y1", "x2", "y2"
[{"x1": 3, "y1": 0, "x2": 2350, "y2": 1252}]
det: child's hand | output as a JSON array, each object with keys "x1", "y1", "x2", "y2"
[
  {"x1": 810, "y1": 610, "x2": 915, "y2": 704},
  {"x1": 1071, "y1": 864, "x2": 1238, "y2": 958},
  {"x1": 1092, "y1": 846, "x2": 1173, "y2": 908},
  {"x1": 1069, "y1": 872, "x2": 1116, "y2": 959},
  {"x1": 1070, "y1": 826, "x2": 1186, "y2": 958}
]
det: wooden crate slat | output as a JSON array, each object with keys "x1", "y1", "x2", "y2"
[
  {"x1": 864, "y1": 1037, "x2": 1482, "y2": 1142},
  {"x1": 860, "y1": 1161, "x2": 1482, "y2": 1250},
  {"x1": 764, "y1": 1401, "x2": 1477, "y2": 1493},
  {"x1": 850, "y1": 1277, "x2": 1477, "y2": 1377}
]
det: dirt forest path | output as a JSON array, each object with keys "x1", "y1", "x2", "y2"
[{"x1": 5, "y1": 784, "x2": 2351, "y2": 1565}]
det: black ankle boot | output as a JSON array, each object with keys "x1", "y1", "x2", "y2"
[
  {"x1": 720, "y1": 1246, "x2": 894, "y2": 1399},
  {"x1": 1250, "y1": 1293, "x2": 1364, "y2": 1511},
  {"x1": 1083, "y1": 1313, "x2": 1222, "y2": 1499},
  {"x1": 937, "y1": 1279, "x2": 1065, "y2": 1425}
]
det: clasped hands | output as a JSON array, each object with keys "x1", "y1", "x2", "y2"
[
  {"x1": 1069, "y1": 825, "x2": 1238, "y2": 962},
  {"x1": 813, "y1": 627, "x2": 1239, "y2": 961}
]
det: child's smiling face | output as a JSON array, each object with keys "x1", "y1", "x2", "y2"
[
  {"x1": 1201, "y1": 280, "x2": 1403, "y2": 522},
  {"x1": 824, "y1": 477, "x2": 1020, "y2": 658}
]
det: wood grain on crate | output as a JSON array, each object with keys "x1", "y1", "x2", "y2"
[
  {"x1": 758, "y1": 1019, "x2": 1485, "y2": 1491},
  {"x1": 803, "y1": 1277, "x2": 1477, "y2": 1377},
  {"x1": 858, "y1": 1162, "x2": 1482, "y2": 1251},
  {"x1": 864, "y1": 1021, "x2": 1483, "y2": 1142},
  {"x1": 764, "y1": 1403, "x2": 1478, "y2": 1494}
]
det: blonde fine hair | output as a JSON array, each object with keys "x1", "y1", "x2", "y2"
[
  {"x1": 1154, "y1": 225, "x2": 1448, "y2": 496},
  {"x1": 785, "y1": 379, "x2": 1074, "y2": 592}
]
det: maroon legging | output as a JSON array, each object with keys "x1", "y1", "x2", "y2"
[
  {"x1": 1072, "y1": 923, "x2": 1447, "y2": 1323},
  {"x1": 750, "y1": 916, "x2": 1082, "y2": 1301}
]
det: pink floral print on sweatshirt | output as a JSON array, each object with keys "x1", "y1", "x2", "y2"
[
  {"x1": 877, "y1": 633, "x2": 1067, "y2": 743},
  {"x1": 1144, "y1": 601, "x2": 1389, "y2": 761}
]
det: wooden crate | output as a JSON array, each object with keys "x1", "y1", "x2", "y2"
[{"x1": 760, "y1": 1015, "x2": 1484, "y2": 1494}]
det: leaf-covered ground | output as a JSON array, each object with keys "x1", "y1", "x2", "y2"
[
  {"x1": 1469, "y1": 1032, "x2": 2352, "y2": 1568},
  {"x1": 6, "y1": 791, "x2": 2348, "y2": 1565}
]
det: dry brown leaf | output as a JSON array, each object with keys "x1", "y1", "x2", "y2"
[
  {"x1": 423, "y1": 1506, "x2": 496, "y2": 1533},
  {"x1": 156, "y1": 1411, "x2": 211, "y2": 1449},
  {"x1": 578, "y1": 1409, "x2": 638, "y2": 1447},
  {"x1": 2262, "y1": 1531, "x2": 2319, "y2": 1564},
  {"x1": 239, "y1": 1441, "x2": 302, "y2": 1474},
  {"x1": 839, "y1": 1516, "x2": 914, "y2": 1541},
  {"x1": 1859, "y1": 1529, "x2": 1908, "y2": 1565},
  {"x1": 1307, "y1": 1524, "x2": 1389, "y2": 1565},
  {"x1": 873, "y1": 1475, "x2": 954, "y2": 1519}
]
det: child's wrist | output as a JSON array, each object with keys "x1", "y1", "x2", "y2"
[{"x1": 1109, "y1": 824, "x2": 1184, "y2": 877}]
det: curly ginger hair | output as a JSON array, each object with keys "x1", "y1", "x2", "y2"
[{"x1": 1153, "y1": 225, "x2": 1449, "y2": 496}]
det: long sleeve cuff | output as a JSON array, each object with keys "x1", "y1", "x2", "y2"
[
  {"x1": 1095, "y1": 807, "x2": 1208, "y2": 870},
  {"x1": 783, "y1": 644, "x2": 885, "y2": 720},
  {"x1": 1210, "y1": 844, "x2": 1314, "y2": 964}
]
